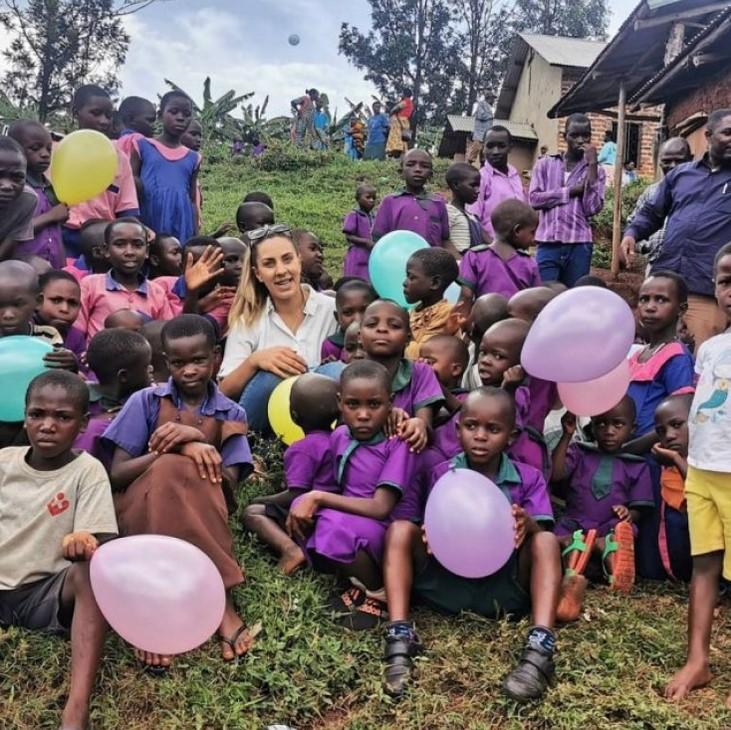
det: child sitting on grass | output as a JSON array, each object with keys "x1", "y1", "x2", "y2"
[
  {"x1": 321, "y1": 279, "x2": 376, "y2": 362},
  {"x1": 140, "y1": 320, "x2": 169, "y2": 385},
  {"x1": 457, "y1": 199, "x2": 540, "y2": 306},
  {"x1": 342, "y1": 321, "x2": 366, "y2": 363},
  {"x1": 462, "y1": 292, "x2": 509, "y2": 390},
  {"x1": 342, "y1": 184, "x2": 377, "y2": 280},
  {"x1": 381, "y1": 387, "x2": 560, "y2": 702},
  {"x1": 552, "y1": 397, "x2": 654, "y2": 620},
  {"x1": 287, "y1": 360, "x2": 418, "y2": 629},
  {"x1": 506, "y1": 286, "x2": 557, "y2": 323},
  {"x1": 0, "y1": 370, "x2": 118, "y2": 730},
  {"x1": 244, "y1": 373, "x2": 339, "y2": 575},
  {"x1": 103, "y1": 314, "x2": 254, "y2": 667},
  {"x1": 403, "y1": 247, "x2": 459, "y2": 360},
  {"x1": 0, "y1": 135, "x2": 39, "y2": 261},
  {"x1": 445, "y1": 162, "x2": 484, "y2": 252}
]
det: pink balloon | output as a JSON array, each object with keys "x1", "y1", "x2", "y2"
[
  {"x1": 90, "y1": 535, "x2": 226, "y2": 655},
  {"x1": 423, "y1": 469, "x2": 514, "y2": 578},
  {"x1": 521, "y1": 286, "x2": 635, "y2": 382},
  {"x1": 558, "y1": 358, "x2": 631, "y2": 417}
]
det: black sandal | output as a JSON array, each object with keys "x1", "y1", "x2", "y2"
[
  {"x1": 383, "y1": 631, "x2": 423, "y2": 697},
  {"x1": 501, "y1": 646, "x2": 555, "y2": 702},
  {"x1": 220, "y1": 624, "x2": 251, "y2": 663},
  {"x1": 329, "y1": 585, "x2": 365, "y2": 614},
  {"x1": 345, "y1": 596, "x2": 387, "y2": 631}
]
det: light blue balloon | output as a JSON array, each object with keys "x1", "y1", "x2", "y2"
[
  {"x1": 368, "y1": 230, "x2": 429, "y2": 308},
  {"x1": 444, "y1": 281, "x2": 461, "y2": 304},
  {"x1": 0, "y1": 336, "x2": 52, "y2": 422}
]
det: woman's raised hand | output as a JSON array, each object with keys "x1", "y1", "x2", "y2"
[{"x1": 253, "y1": 347, "x2": 308, "y2": 379}]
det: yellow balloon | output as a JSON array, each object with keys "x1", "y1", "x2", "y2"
[
  {"x1": 50, "y1": 130, "x2": 117, "y2": 205},
  {"x1": 267, "y1": 376, "x2": 305, "y2": 445}
]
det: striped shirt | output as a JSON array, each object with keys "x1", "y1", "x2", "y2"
[{"x1": 528, "y1": 154, "x2": 605, "y2": 244}]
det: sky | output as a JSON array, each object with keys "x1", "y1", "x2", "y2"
[{"x1": 118, "y1": 0, "x2": 637, "y2": 119}]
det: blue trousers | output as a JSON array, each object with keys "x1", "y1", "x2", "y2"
[
  {"x1": 239, "y1": 361, "x2": 346, "y2": 432},
  {"x1": 537, "y1": 242, "x2": 593, "y2": 288}
]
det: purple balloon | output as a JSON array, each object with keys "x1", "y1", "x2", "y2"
[
  {"x1": 90, "y1": 535, "x2": 226, "y2": 655},
  {"x1": 423, "y1": 468, "x2": 514, "y2": 578},
  {"x1": 521, "y1": 286, "x2": 634, "y2": 383}
]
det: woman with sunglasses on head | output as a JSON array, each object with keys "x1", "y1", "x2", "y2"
[{"x1": 219, "y1": 225, "x2": 339, "y2": 431}]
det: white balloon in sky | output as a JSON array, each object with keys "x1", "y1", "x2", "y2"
[{"x1": 288, "y1": 34, "x2": 300, "y2": 46}]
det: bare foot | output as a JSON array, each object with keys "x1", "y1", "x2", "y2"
[
  {"x1": 134, "y1": 648, "x2": 172, "y2": 670},
  {"x1": 219, "y1": 600, "x2": 253, "y2": 661},
  {"x1": 664, "y1": 661, "x2": 712, "y2": 701},
  {"x1": 59, "y1": 701, "x2": 88, "y2": 730},
  {"x1": 556, "y1": 574, "x2": 587, "y2": 624},
  {"x1": 278, "y1": 546, "x2": 306, "y2": 575}
]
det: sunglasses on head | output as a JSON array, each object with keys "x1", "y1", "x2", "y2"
[{"x1": 248, "y1": 224, "x2": 292, "y2": 243}]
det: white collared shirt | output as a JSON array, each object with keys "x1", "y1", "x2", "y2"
[{"x1": 219, "y1": 284, "x2": 337, "y2": 376}]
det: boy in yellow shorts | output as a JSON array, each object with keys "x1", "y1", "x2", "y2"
[{"x1": 665, "y1": 242, "x2": 731, "y2": 706}]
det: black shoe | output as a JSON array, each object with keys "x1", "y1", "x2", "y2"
[
  {"x1": 383, "y1": 629, "x2": 423, "y2": 698},
  {"x1": 501, "y1": 646, "x2": 555, "y2": 702}
]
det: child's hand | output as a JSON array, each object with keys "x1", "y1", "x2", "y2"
[
  {"x1": 180, "y1": 441, "x2": 223, "y2": 482},
  {"x1": 62, "y1": 531, "x2": 98, "y2": 561},
  {"x1": 43, "y1": 346, "x2": 78, "y2": 372},
  {"x1": 569, "y1": 182, "x2": 586, "y2": 197},
  {"x1": 612, "y1": 504, "x2": 631, "y2": 522},
  {"x1": 209, "y1": 221, "x2": 236, "y2": 238},
  {"x1": 513, "y1": 504, "x2": 529, "y2": 549},
  {"x1": 420, "y1": 525, "x2": 432, "y2": 555},
  {"x1": 398, "y1": 417, "x2": 428, "y2": 453},
  {"x1": 386, "y1": 407, "x2": 409, "y2": 439},
  {"x1": 198, "y1": 285, "x2": 236, "y2": 314},
  {"x1": 149, "y1": 422, "x2": 207, "y2": 454},
  {"x1": 286, "y1": 492, "x2": 320, "y2": 541},
  {"x1": 584, "y1": 145, "x2": 598, "y2": 165},
  {"x1": 651, "y1": 443, "x2": 684, "y2": 467},
  {"x1": 501, "y1": 365, "x2": 525, "y2": 389},
  {"x1": 184, "y1": 245, "x2": 224, "y2": 292},
  {"x1": 561, "y1": 411, "x2": 577, "y2": 436},
  {"x1": 49, "y1": 203, "x2": 70, "y2": 224}
]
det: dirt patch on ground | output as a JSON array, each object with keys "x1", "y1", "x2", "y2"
[{"x1": 590, "y1": 265, "x2": 644, "y2": 308}]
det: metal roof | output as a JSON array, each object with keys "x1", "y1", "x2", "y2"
[
  {"x1": 496, "y1": 33, "x2": 606, "y2": 118},
  {"x1": 548, "y1": 0, "x2": 729, "y2": 118},
  {"x1": 445, "y1": 115, "x2": 538, "y2": 140}
]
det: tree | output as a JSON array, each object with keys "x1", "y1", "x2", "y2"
[
  {"x1": 514, "y1": 0, "x2": 609, "y2": 38},
  {"x1": 339, "y1": 0, "x2": 464, "y2": 129},
  {"x1": 0, "y1": 0, "x2": 165, "y2": 121}
]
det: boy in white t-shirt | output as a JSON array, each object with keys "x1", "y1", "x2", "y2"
[
  {"x1": 0, "y1": 370, "x2": 117, "y2": 730},
  {"x1": 665, "y1": 242, "x2": 731, "y2": 706}
]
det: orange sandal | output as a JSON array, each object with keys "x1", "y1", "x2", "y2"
[
  {"x1": 604, "y1": 521, "x2": 635, "y2": 593},
  {"x1": 557, "y1": 529, "x2": 597, "y2": 623}
]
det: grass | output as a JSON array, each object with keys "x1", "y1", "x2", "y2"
[{"x1": 0, "y1": 152, "x2": 726, "y2": 729}]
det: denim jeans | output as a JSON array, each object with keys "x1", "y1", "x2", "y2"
[
  {"x1": 537, "y1": 242, "x2": 593, "y2": 288},
  {"x1": 239, "y1": 361, "x2": 346, "y2": 432}
]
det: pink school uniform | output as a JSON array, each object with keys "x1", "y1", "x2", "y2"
[
  {"x1": 458, "y1": 244, "x2": 541, "y2": 299},
  {"x1": 372, "y1": 191, "x2": 450, "y2": 248},
  {"x1": 342, "y1": 208, "x2": 374, "y2": 280},
  {"x1": 76, "y1": 272, "x2": 175, "y2": 341},
  {"x1": 467, "y1": 162, "x2": 527, "y2": 239},
  {"x1": 302, "y1": 424, "x2": 417, "y2": 568}
]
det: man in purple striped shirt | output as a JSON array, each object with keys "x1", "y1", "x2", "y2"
[{"x1": 529, "y1": 114, "x2": 606, "y2": 287}]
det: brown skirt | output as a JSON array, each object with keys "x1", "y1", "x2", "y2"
[{"x1": 115, "y1": 454, "x2": 244, "y2": 589}]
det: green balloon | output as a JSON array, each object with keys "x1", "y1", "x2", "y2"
[{"x1": 0, "y1": 336, "x2": 52, "y2": 422}]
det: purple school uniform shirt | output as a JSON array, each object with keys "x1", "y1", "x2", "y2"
[
  {"x1": 342, "y1": 208, "x2": 373, "y2": 280},
  {"x1": 320, "y1": 330, "x2": 344, "y2": 362},
  {"x1": 15, "y1": 177, "x2": 64, "y2": 268},
  {"x1": 528, "y1": 154, "x2": 606, "y2": 244},
  {"x1": 526, "y1": 377, "x2": 557, "y2": 432},
  {"x1": 390, "y1": 359, "x2": 445, "y2": 415},
  {"x1": 284, "y1": 430, "x2": 336, "y2": 493},
  {"x1": 458, "y1": 245, "x2": 540, "y2": 299},
  {"x1": 556, "y1": 443, "x2": 654, "y2": 537},
  {"x1": 102, "y1": 379, "x2": 253, "y2": 474},
  {"x1": 372, "y1": 191, "x2": 450, "y2": 248},
  {"x1": 508, "y1": 385, "x2": 550, "y2": 479},
  {"x1": 467, "y1": 162, "x2": 527, "y2": 239},
  {"x1": 432, "y1": 390, "x2": 469, "y2": 461}
]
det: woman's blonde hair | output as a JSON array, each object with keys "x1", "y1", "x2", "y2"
[{"x1": 228, "y1": 232, "x2": 299, "y2": 329}]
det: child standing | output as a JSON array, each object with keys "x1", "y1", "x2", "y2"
[
  {"x1": 457, "y1": 199, "x2": 540, "y2": 306},
  {"x1": 343, "y1": 184, "x2": 377, "y2": 280},
  {"x1": 402, "y1": 247, "x2": 459, "y2": 359},
  {"x1": 103, "y1": 314, "x2": 254, "y2": 664},
  {"x1": 321, "y1": 279, "x2": 376, "y2": 362},
  {"x1": 0, "y1": 370, "x2": 118, "y2": 730},
  {"x1": 292, "y1": 229, "x2": 325, "y2": 290},
  {"x1": 287, "y1": 360, "x2": 418, "y2": 628},
  {"x1": 76, "y1": 218, "x2": 174, "y2": 340},
  {"x1": 446, "y1": 162, "x2": 485, "y2": 252},
  {"x1": 381, "y1": 387, "x2": 561, "y2": 701},
  {"x1": 372, "y1": 149, "x2": 454, "y2": 254},
  {"x1": 0, "y1": 136, "x2": 38, "y2": 261},
  {"x1": 131, "y1": 91, "x2": 200, "y2": 244},
  {"x1": 236, "y1": 201, "x2": 275, "y2": 237},
  {"x1": 244, "y1": 373, "x2": 339, "y2": 575},
  {"x1": 116, "y1": 96, "x2": 157, "y2": 158},
  {"x1": 665, "y1": 243, "x2": 731, "y2": 703},
  {"x1": 8, "y1": 120, "x2": 67, "y2": 268}
]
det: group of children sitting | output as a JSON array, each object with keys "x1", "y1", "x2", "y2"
[{"x1": 0, "y1": 97, "x2": 729, "y2": 729}]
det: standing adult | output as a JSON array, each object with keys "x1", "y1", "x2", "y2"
[
  {"x1": 291, "y1": 89, "x2": 319, "y2": 148},
  {"x1": 529, "y1": 113, "x2": 606, "y2": 288},
  {"x1": 386, "y1": 89, "x2": 414, "y2": 159},
  {"x1": 467, "y1": 125, "x2": 527, "y2": 241},
  {"x1": 622, "y1": 109, "x2": 731, "y2": 348},
  {"x1": 219, "y1": 226, "x2": 338, "y2": 431},
  {"x1": 364, "y1": 101, "x2": 390, "y2": 161},
  {"x1": 313, "y1": 97, "x2": 331, "y2": 151},
  {"x1": 627, "y1": 137, "x2": 692, "y2": 274},
  {"x1": 598, "y1": 129, "x2": 617, "y2": 183},
  {"x1": 467, "y1": 96, "x2": 494, "y2": 166}
]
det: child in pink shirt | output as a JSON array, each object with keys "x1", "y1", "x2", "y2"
[{"x1": 76, "y1": 218, "x2": 173, "y2": 341}]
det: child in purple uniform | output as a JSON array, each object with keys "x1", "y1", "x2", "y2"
[
  {"x1": 552, "y1": 396, "x2": 654, "y2": 620},
  {"x1": 320, "y1": 279, "x2": 376, "y2": 362},
  {"x1": 372, "y1": 149, "x2": 454, "y2": 255},
  {"x1": 381, "y1": 387, "x2": 561, "y2": 702},
  {"x1": 342, "y1": 184, "x2": 377, "y2": 280},
  {"x1": 244, "y1": 374, "x2": 339, "y2": 575},
  {"x1": 457, "y1": 199, "x2": 540, "y2": 307},
  {"x1": 287, "y1": 360, "x2": 418, "y2": 629}
]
